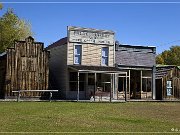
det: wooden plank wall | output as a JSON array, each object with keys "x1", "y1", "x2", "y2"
[
  {"x1": 162, "y1": 67, "x2": 180, "y2": 99},
  {"x1": 48, "y1": 44, "x2": 68, "y2": 99},
  {"x1": 0, "y1": 55, "x2": 7, "y2": 98},
  {"x1": 115, "y1": 46, "x2": 156, "y2": 67},
  {"x1": 4, "y1": 36, "x2": 49, "y2": 98},
  {"x1": 68, "y1": 43, "x2": 114, "y2": 67}
]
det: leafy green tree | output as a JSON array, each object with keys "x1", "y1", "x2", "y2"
[
  {"x1": 156, "y1": 46, "x2": 180, "y2": 65},
  {"x1": 0, "y1": 8, "x2": 32, "y2": 53},
  {"x1": 0, "y1": 3, "x2": 2, "y2": 10},
  {"x1": 156, "y1": 55, "x2": 164, "y2": 64}
]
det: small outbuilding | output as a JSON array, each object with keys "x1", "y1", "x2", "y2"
[{"x1": 156, "y1": 65, "x2": 180, "y2": 100}]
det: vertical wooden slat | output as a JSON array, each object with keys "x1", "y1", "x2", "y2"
[{"x1": 3, "y1": 37, "x2": 49, "y2": 99}]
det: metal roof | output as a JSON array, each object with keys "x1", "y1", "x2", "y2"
[{"x1": 68, "y1": 65, "x2": 126, "y2": 74}]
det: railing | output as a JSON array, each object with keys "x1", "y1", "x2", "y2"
[{"x1": 12, "y1": 90, "x2": 59, "y2": 102}]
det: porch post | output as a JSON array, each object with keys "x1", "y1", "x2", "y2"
[
  {"x1": 140, "y1": 70, "x2": 142, "y2": 99},
  {"x1": 94, "y1": 73, "x2": 96, "y2": 101},
  {"x1": 152, "y1": 65, "x2": 156, "y2": 99},
  {"x1": 125, "y1": 72, "x2": 127, "y2": 101},
  {"x1": 110, "y1": 74, "x2": 112, "y2": 102},
  {"x1": 116, "y1": 74, "x2": 119, "y2": 100},
  {"x1": 129, "y1": 70, "x2": 131, "y2": 98},
  {"x1": 77, "y1": 72, "x2": 80, "y2": 101},
  {"x1": 162, "y1": 78, "x2": 163, "y2": 100}
]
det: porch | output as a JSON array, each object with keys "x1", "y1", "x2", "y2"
[{"x1": 67, "y1": 65, "x2": 128, "y2": 102}]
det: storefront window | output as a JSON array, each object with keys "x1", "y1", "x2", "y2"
[{"x1": 69, "y1": 72, "x2": 85, "y2": 91}]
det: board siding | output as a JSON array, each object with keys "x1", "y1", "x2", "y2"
[
  {"x1": 48, "y1": 44, "x2": 68, "y2": 99},
  {"x1": 0, "y1": 37, "x2": 49, "y2": 98},
  {"x1": 67, "y1": 43, "x2": 114, "y2": 67}
]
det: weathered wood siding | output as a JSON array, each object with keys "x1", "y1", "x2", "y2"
[
  {"x1": 1, "y1": 36, "x2": 49, "y2": 98},
  {"x1": 0, "y1": 55, "x2": 7, "y2": 98},
  {"x1": 116, "y1": 45, "x2": 156, "y2": 67},
  {"x1": 156, "y1": 66, "x2": 180, "y2": 100},
  {"x1": 48, "y1": 44, "x2": 68, "y2": 99},
  {"x1": 67, "y1": 42, "x2": 114, "y2": 66}
]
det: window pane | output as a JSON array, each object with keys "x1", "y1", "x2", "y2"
[
  {"x1": 102, "y1": 57, "x2": 108, "y2": 65},
  {"x1": 102, "y1": 47, "x2": 108, "y2": 57},
  {"x1": 79, "y1": 74, "x2": 85, "y2": 81},
  {"x1": 75, "y1": 55, "x2": 81, "y2": 64},
  {"x1": 75, "y1": 45, "x2": 81, "y2": 55},
  {"x1": 70, "y1": 82, "x2": 77, "y2": 91},
  {"x1": 102, "y1": 47, "x2": 108, "y2": 66},
  {"x1": 102, "y1": 57, "x2": 105, "y2": 65},
  {"x1": 74, "y1": 45, "x2": 81, "y2": 64},
  {"x1": 104, "y1": 57, "x2": 108, "y2": 65},
  {"x1": 80, "y1": 82, "x2": 85, "y2": 91},
  {"x1": 69, "y1": 72, "x2": 77, "y2": 81}
]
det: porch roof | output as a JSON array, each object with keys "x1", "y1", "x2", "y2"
[{"x1": 68, "y1": 65, "x2": 125, "y2": 73}]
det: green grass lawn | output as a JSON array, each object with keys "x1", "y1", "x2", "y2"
[{"x1": 0, "y1": 102, "x2": 179, "y2": 134}]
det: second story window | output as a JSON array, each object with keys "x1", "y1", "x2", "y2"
[
  {"x1": 102, "y1": 47, "x2": 109, "y2": 66},
  {"x1": 74, "y1": 45, "x2": 82, "y2": 65}
]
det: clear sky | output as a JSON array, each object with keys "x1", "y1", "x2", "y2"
[{"x1": 1, "y1": 0, "x2": 180, "y2": 54}]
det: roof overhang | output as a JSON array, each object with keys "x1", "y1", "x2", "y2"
[
  {"x1": 68, "y1": 65, "x2": 127, "y2": 74},
  {"x1": 117, "y1": 64, "x2": 153, "y2": 70}
]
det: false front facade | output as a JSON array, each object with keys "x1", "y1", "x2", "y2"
[
  {"x1": 0, "y1": 37, "x2": 49, "y2": 99},
  {"x1": 47, "y1": 26, "x2": 126, "y2": 101}
]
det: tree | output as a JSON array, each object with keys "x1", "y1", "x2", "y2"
[
  {"x1": 156, "y1": 46, "x2": 180, "y2": 65},
  {"x1": 0, "y1": 3, "x2": 2, "y2": 10},
  {"x1": 0, "y1": 8, "x2": 32, "y2": 53}
]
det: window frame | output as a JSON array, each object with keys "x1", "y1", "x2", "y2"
[
  {"x1": 74, "y1": 44, "x2": 82, "y2": 65},
  {"x1": 101, "y1": 47, "x2": 109, "y2": 66}
]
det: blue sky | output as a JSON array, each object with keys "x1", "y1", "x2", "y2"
[{"x1": 1, "y1": 0, "x2": 180, "y2": 54}]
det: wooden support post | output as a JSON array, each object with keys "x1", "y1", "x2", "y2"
[
  {"x1": 17, "y1": 91, "x2": 20, "y2": 102},
  {"x1": 125, "y1": 73, "x2": 127, "y2": 102},
  {"x1": 49, "y1": 92, "x2": 52, "y2": 102},
  {"x1": 117, "y1": 74, "x2": 119, "y2": 100},
  {"x1": 129, "y1": 70, "x2": 130, "y2": 99},
  {"x1": 152, "y1": 66, "x2": 156, "y2": 99},
  {"x1": 146, "y1": 78, "x2": 148, "y2": 99},
  {"x1": 94, "y1": 73, "x2": 96, "y2": 102},
  {"x1": 77, "y1": 72, "x2": 80, "y2": 101},
  {"x1": 110, "y1": 74, "x2": 112, "y2": 102},
  {"x1": 113, "y1": 74, "x2": 115, "y2": 100},
  {"x1": 140, "y1": 70, "x2": 142, "y2": 99}
]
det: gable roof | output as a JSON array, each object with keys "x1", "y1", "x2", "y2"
[
  {"x1": 156, "y1": 65, "x2": 180, "y2": 79},
  {"x1": 46, "y1": 37, "x2": 67, "y2": 50}
]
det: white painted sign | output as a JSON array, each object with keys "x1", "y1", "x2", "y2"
[
  {"x1": 167, "y1": 81, "x2": 172, "y2": 96},
  {"x1": 68, "y1": 27, "x2": 115, "y2": 45}
]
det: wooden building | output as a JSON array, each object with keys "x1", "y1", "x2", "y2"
[
  {"x1": 47, "y1": 26, "x2": 126, "y2": 101},
  {"x1": 156, "y1": 65, "x2": 180, "y2": 100},
  {"x1": 0, "y1": 36, "x2": 49, "y2": 99},
  {"x1": 115, "y1": 42, "x2": 156, "y2": 100}
]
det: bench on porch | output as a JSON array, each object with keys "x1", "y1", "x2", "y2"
[
  {"x1": 12, "y1": 90, "x2": 59, "y2": 102},
  {"x1": 95, "y1": 91, "x2": 110, "y2": 101}
]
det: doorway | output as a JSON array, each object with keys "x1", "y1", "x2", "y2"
[
  {"x1": 130, "y1": 70, "x2": 141, "y2": 99},
  {"x1": 117, "y1": 77, "x2": 126, "y2": 99},
  {"x1": 156, "y1": 79, "x2": 162, "y2": 100}
]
